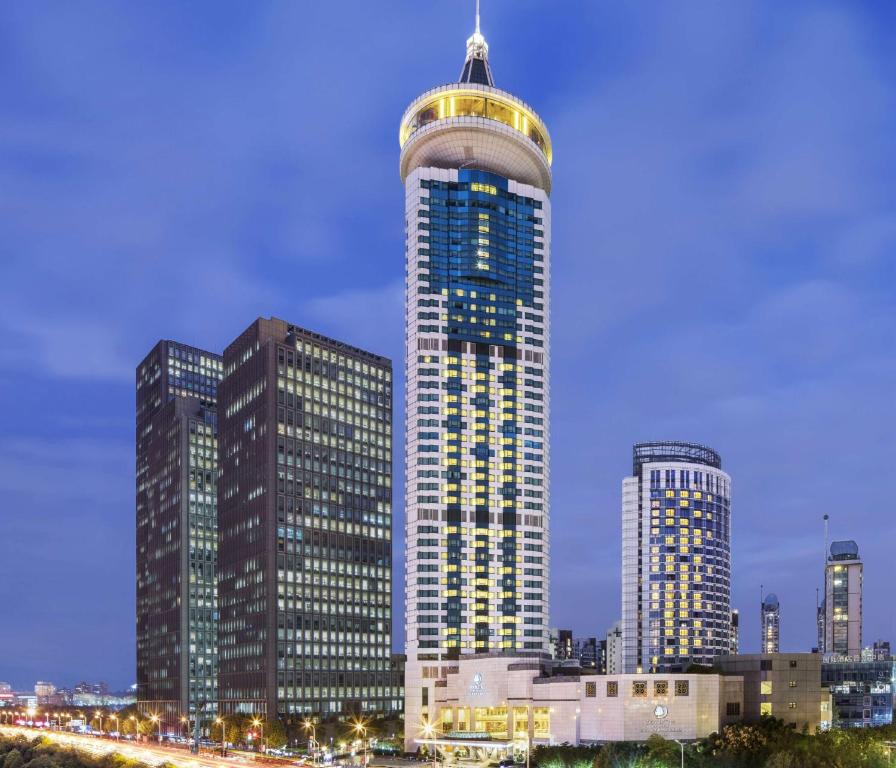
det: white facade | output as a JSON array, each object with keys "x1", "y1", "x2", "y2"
[
  {"x1": 622, "y1": 444, "x2": 732, "y2": 674},
  {"x1": 606, "y1": 621, "x2": 623, "y2": 675},
  {"x1": 401, "y1": 20, "x2": 552, "y2": 749},
  {"x1": 422, "y1": 655, "x2": 740, "y2": 748}
]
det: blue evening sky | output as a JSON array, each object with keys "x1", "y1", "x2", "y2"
[{"x1": 1, "y1": 1, "x2": 894, "y2": 690}]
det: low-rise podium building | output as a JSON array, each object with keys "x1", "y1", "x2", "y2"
[
  {"x1": 714, "y1": 653, "x2": 831, "y2": 733},
  {"x1": 416, "y1": 654, "x2": 742, "y2": 755}
]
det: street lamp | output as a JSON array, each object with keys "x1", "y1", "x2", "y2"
[
  {"x1": 352, "y1": 719, "x2": 368, "y2": 767},
  {"x1": 251, "y1": 718, "x2": 264, "y2": 753},
  {"x1": 303, "y1": 719, "x2": 317, "y2": 767},
  {"x1": 109, "y1": 714, "x2": 119, "y2": 740},
  {"x1": 95, "y1": 711, "x2": 103, "y2": 735},
  {"x1": 150, "y1": 714, "x2": 161, "y2": 744},
  {"x1": 215, "y1": 717, "x2": 226, "y2": 757},
  {"x1": 672, "y1": 739, "x2": 685, "y2": 768},
  {"x1": 421, "y1": 721, "x2": 437, "y2": 768}
]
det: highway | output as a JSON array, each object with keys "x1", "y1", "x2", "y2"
[
  {"x1": 0, "y1": 726, "x2": 250, "y2": 768},
  {"x1": 0, "y1": 727, "x2": 409, "y2": 768}
]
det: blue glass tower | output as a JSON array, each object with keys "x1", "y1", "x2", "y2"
[{"x1": 400, "y1": 8, "x2": 552, "y2": 747}]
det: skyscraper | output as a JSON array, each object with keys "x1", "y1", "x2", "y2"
[
  {"x1": 400, "y1": 6, "x2": 552, "y2": 745},
  {"x1": 216, "y1": 318, "x2": 396, "y2": 721},
  {"x1": 823, "y1": 540, "x2": 863, "y2": 657},
  {"x1": 730, "y1": 608, "x2": 740, "y2": 654},
  {"x1": 761, "y1": 594, "x2": 780, "y2": 654},
  {"x1": 136, "y1": 340, "x2": 222, "y2": 727},
  {"x1": 622, "y1": 442, "x2": 732, "y2": 673}
]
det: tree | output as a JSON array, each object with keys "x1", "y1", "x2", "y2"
[
  {"x1": 225, "y1": 715, "x2": 249, "y2": 747},
  {"x1": 764, "y1": 753, "x2": 797, "y2": 768},
  {"x1": 3, "y1": 750, "x2": 23, "y2": 768},
  {"x1": 645, "y1": 734, "x2": 682, "y2": 767},
  {"x1": 264, "y1": 719, "x2": 287, "y2": 750}
]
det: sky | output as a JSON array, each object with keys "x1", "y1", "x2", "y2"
[{"x1": 1, "y1": 0, "x2": 895, "y2": 691}]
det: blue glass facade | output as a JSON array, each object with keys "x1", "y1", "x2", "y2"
[{"x1": 419, "y1": 169, "x2": 542, "y2": 340}]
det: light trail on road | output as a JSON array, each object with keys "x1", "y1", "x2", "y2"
[{"x1": 0, "y1": 726, "x2": 248, "y2": 768}]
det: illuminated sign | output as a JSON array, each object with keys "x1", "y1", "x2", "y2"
[
  {"x1": 653, "y1": 705, "x2": 668, "y2": 719},
  {"x1": 469, "y1": 672, "x2": 485, "y2": 697}
]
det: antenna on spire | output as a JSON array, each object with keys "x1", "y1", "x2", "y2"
[
  {"x1": 823, "y1": 514, "x2": 829, "y2": 563},
  {"x1": 459, "y1": 0, "x2": 494, "y2": 86}
]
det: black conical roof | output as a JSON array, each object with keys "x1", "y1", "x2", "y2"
[{"x1": 460, "y1": 54, "x2": 494, "y2": 86}]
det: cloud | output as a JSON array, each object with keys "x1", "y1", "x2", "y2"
[{"x1": 305, "y1": 282, "x2": 405, "y2": 360}]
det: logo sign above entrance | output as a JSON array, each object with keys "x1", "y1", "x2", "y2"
[{"x1": 470, "y1": 672, "x2": 485, "y2": 697}]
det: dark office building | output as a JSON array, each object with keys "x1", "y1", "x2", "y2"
[
  {"x1": 217, "y1": 318, "x2": 395, "y2": 720},
  {"x1": 136, "y1": 341, "x2": 222, "y2": 727},
  {"x1": 597, "y1": 639, "x2": 608, "y2": 674},
  {"x1": 822, "y1": 658, "x2": 895, "y2": 728},
  {"x1": 572, "y1": 637, "x2": 600, "y2": 670},
  {"x1": 551, "y1": 629, "x2": 573, "y2": 660}
]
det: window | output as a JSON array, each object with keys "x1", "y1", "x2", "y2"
[
  {"x1": 788, "y1": 702, "x2": 797, "y2": 709},
  {"x1": 761, "y1": 681, "x2": 773, "y2": 695},
  {"x1": 632, "y1": 681, "x2": 647, "y2": 697},
  {"x1": 789, "y1": 659, "x2": 798, "y2": 668},
  {"x1": 760, "y1": 703, "x2": 772, "y2": 716},
  {"x1": 675, "y1": 680, "x2": 689, "y2": 697},
  {"x1": 606, "y1": 681, "x2": 618, "y2": 697},
  {"x1": 585, "y1": 682, "x2": 596, "y2": 698},
  {"x1": 726, "y1": 702, "x2": 741, "y2": 716},
  {"x1": 654, "y1": 681, "x2": 668, "y2": 695},
  {"x1": 789, "y1": 680, "x2": 798, "y2": 688},
  {"x1": 761, "y1": 659, "x2": 773, "y2": 671}
]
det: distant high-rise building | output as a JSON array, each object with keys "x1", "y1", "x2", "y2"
[
  {"x1": 622, "y1": 442, "x2": 732, "y2": 673},
  {"x1": 816, "y1": 601, "x2": 825, "y2": 654},
  {"x1": 216, "y1": 318, "x2": 396, "y2": 721},
  {"x1": 823, "y1": 540, "x2": 863, "y2": 657},
  {"x1": 871, "y1": 640, "x2": 891, "y2": 661},
  {"x1": 34, "y1": 682, "x2": 55, "y2": 698},
  {"x1": 606, "y1": 620, "x2": 623, "y2": 675},
  {"x1": 400, "y1": 6, "x2": 552, "y2": 746},
  {"x1": 571, "y1": 637, "x2": 599, "y2": 669},
  {"x1": 550, "y1": 629, "x2": 573, "y2": 660},
  {"x1": 761, "y1": 594, "x2": 780, "y2": 654},
  {"x1": 136, "y1": 340, "x2": 222, "y2": 727},
  {"x1": 730, "y1": 609, "x2": 740, "y2": 654}
]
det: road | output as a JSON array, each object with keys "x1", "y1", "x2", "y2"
[
  {"x1": 0, "y1": 726, "x2": 248, "y2": 768},
  {"x1": 0, "y1": 727, "x2": 410, "y2": 768}
]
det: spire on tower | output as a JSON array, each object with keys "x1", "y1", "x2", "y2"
[{"x1": 460, "y1": 0, "x2": 494, "y2": 86}]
